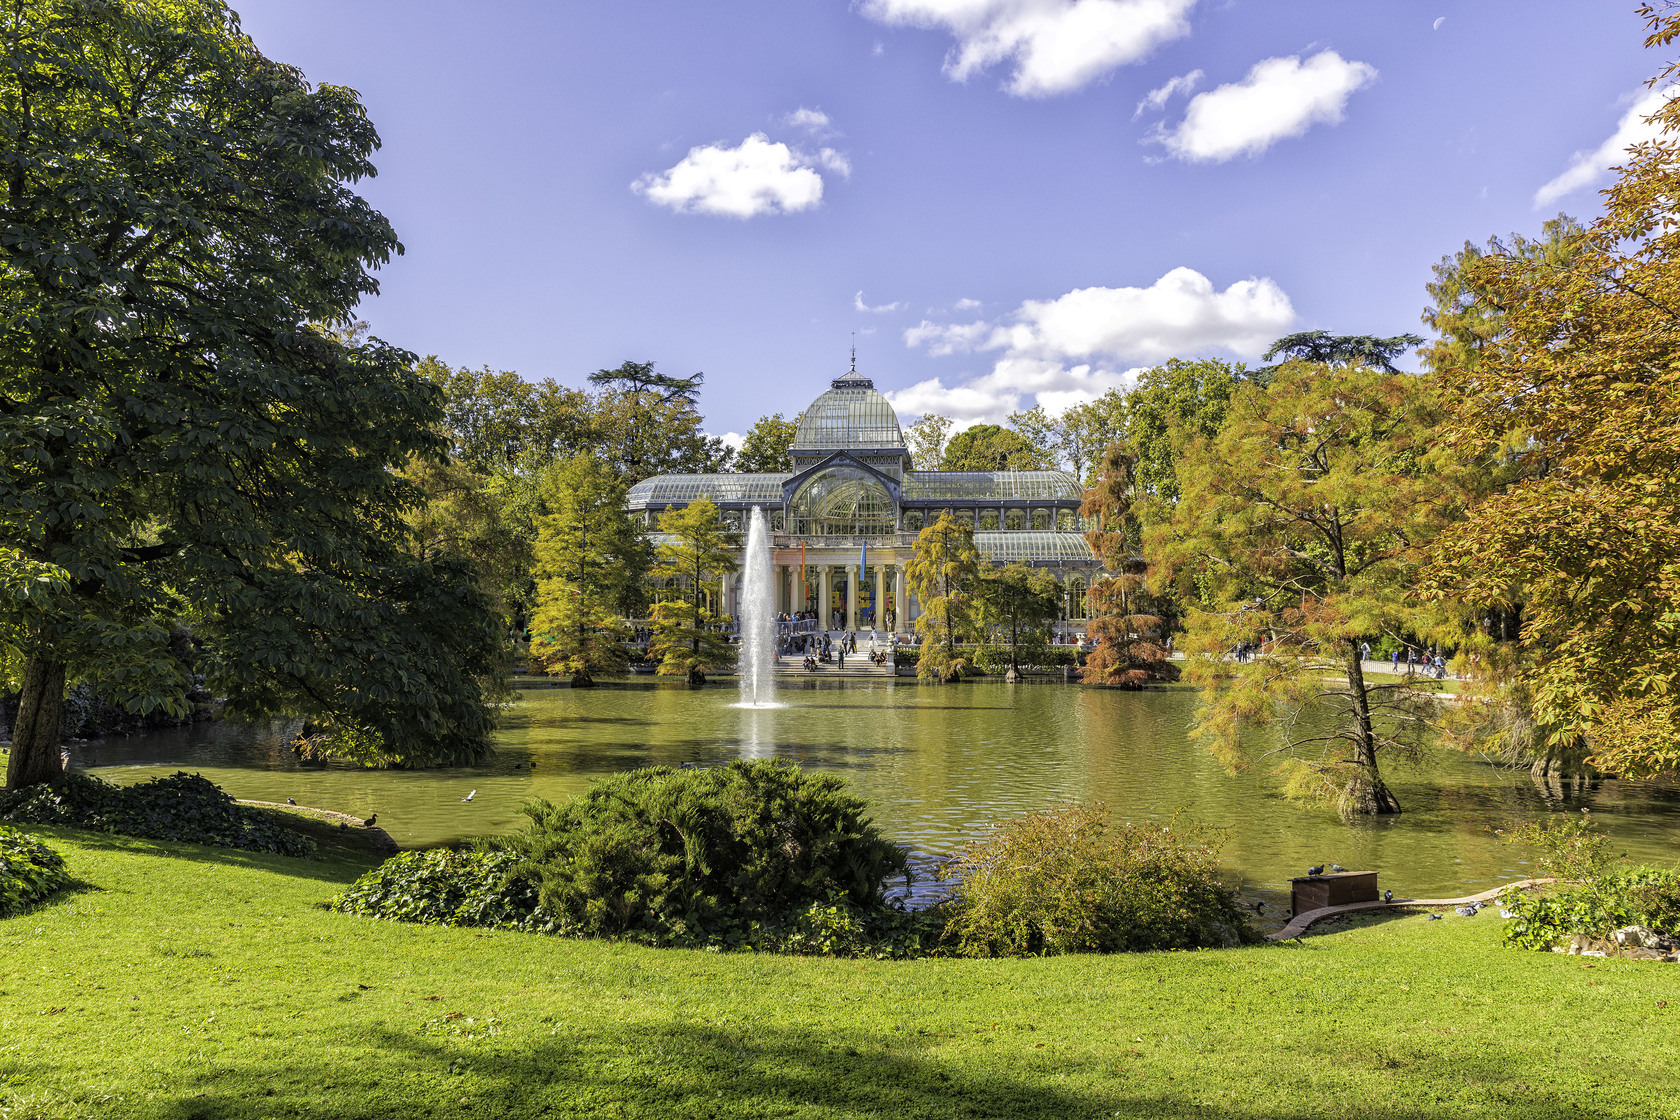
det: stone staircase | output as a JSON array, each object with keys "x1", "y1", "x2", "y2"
[{"x1": 775, "y1": 634, "x2": 899, "y2": 677}]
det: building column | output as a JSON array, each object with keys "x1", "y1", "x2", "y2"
[
  {"x1": 844, "y1": 565, "x2": 857, "y2": 631},
  {"x1": 819, "y1": 566, "x2": 832, "y2": 628},
  {"x1": 873, "y1": 563, "x2": 886, "y2": 630},
  {"x1": 894, "y1": 566, "x2": 908, "y2": 633},
  {"x1": 775, "y1": 564, "x2": 787, "y2": 615}
]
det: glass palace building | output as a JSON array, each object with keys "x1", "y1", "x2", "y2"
[{"x1": 626, "y1": 367, "x2": 1101, "y2": 632}]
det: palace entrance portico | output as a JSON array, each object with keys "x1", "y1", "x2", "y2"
[{"x1": 767, "y1": 543, "x2": 913, "y2": 632}]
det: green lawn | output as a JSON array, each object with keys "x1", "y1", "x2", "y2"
[{"x1": 4, "y1": 828, "x2": 1675, "y2": 1119}]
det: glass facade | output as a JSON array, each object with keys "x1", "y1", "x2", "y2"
[
  {"x1": 901, "y1": 470, "x2": 1082, "y2": 501},
  {"x1": 788, "y1": 468, "x2": 897, "y2": 537},
  {"x1": 791, "y1": 378, "x2": 908, "y2": 452}
]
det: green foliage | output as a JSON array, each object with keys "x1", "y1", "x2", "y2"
[
  {"x1": 504, "y1": 760, "x2": 910, "y2": 948},
  {"x1": 0, "y1": 0, "x2": 503, "y2": 781},
  {"x1": 0, "y1": 772, "x2": 314, "y2": 857},
  {"x1": 906, "y1": 510, "x2": 981, "y2": 682},
  {"x1": 330, "y1": 848, "x2": 553, "y2": 932},
  {"x1": 1260, "y1": 331, "x2": 1424, "y2": 374},
  {"x1": 1499, "y1": 868, "x2": 1680, "y2": 950},
  {"x1": 941, "y1": 424, "x2": 1046, "y2": 471},
  {"x1": 650, "y1": 498, "x2": 739, "y2": 684},
  {"x1": 735, "y1": 413, "x2": 799, "y2": 474},
  {"x1": 975, "y1": 563, "x2": 1061, "y2": 673},
  {"x1": 1122, "y1": 358, "x2": 1254, "y2": 508},
  {"x1": 0, "y1": 826, "x2": 69, "y2": 917},
  {"x1": 903, "y1": 413, "x2": 954, "y2": 471},
  {"x1": 527, "y1": 455, "x2": 647, "y2": 682},
  {"x1": 1502, "y1": 816, "x2": 1617, "y2": 882},
  {"x1": 936, "y1": 804, "x2": 1254, "y2": 957}
]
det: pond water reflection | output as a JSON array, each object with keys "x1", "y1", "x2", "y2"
[{"x1": 72, "y1": 679, "x2": 1680, "y2": 908}]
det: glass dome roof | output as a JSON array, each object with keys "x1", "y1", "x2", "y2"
[{"x1": 791, "y1": 372, "x2": 908, "y2": 451}]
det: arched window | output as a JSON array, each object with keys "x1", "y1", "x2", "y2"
[
  {"x1": 722, "y1": 509, "x2": 743, "y2": 530},
  {"x1": 788, "y1": 468, "x2": 896, "y2": 537},
  {"x1": 958, "y1": 508, "x2": 976, "y2": 530},
  {"x1": 903, "y1": 510, "x2": 924, "y2": 532},
  {"x1": 1032, "y1": 508, "x2": 1052, "y2": 530},
  {"x1": 978, "y1": 508, "x2": 1000, "y2": 531},
  {"x1": 1056, "y1": 508, "x2": 1076, "y2": 530},
  {"x1": 770, "y1": 509, "x2": 785, "y2": 532},
  {"x1": 1065, "y1": 576, "x2": 1087, "y2": 620},
  {"x1": 1005, "y1": 508, "x2": 1026, "y2": 531}
]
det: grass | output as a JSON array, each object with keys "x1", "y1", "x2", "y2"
[{"x1": 3, "y1": 829, "x2": 1676, "y2": 1119}]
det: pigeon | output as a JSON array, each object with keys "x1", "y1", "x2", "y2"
[
  {"x1": 364, "y1": 814, "x2": 377, "y2": 828},
  {"x1": 1456, "y1": 905, "x2": 1477, "y2": 917},
  {"x1": 1498, "y1": 909, "x2": 1515, "y2": 919},
  {"x1": 462, "y1": 789, "x2": 476, "y2": 802},
  {"x1": 1330, "y1": 864, "x2": 1347, "y2": 874},
  {"x1": 1425, "y1": 913, "x2": 1442, "y2": 921},
  {"x1": 338, "y1": 822, "x2": 349, "y2": 831},
  {"x1": 1307, "y1": 865, "x2": 1325, "y2": 877},
  {"x1": 286, "y1": 797, "x2": 296, "y2": 805},
  {"x1": 1382, "y1": 890, "x2": 1393, "y2": 903}
]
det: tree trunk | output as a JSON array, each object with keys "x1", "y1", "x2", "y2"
[
  {"x1": 571, "y1": 670, "x2": 595, "y2": 688},
  {"x1": 1340, "y1": 651, "x2": 1401, "y2": 817},
  {"x1": 686, "y1": 667, "x2": 706, "y2": 688},
  {"x1": 6, "y1": 657, "x2": 67, "y2": 789}
]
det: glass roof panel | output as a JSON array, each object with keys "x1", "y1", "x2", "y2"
[
  {"x1": 791, "y1": 386, "x2": 908, "y2": 450},
  {"x1": 973, "y1": 531, "x2": 1097, "y2": 562},
  {"x1": 625, "y1": 474, "x2": 789, "y2": 507},
  {"x1": 902, "y1": 471, "x2": 1083, "y2": 501}
]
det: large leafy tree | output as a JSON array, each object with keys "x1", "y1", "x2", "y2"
[
  {"x1": 649, "y1": 497, "x2": 738, "y2": 686},
  {"x1": 1122, "y1": 358, "x2": 1254, "y2": 507},
  {"x1": 735, "y1": 412, "x2": 798, "y2": 474},
  {"x1": 1261, "y1": 331, "x2": 1425, "y2": 374},
  {"x1": 1080, "y1": 446, "x2": 1172, "y2": 686},
  {"x1": 941, "y1": 423, "x2": 1046, "y2": 471},
  {"x1": 1150, "y1": 363, "x2": 1457, "y2": 817},
  {"x1": 904, "y1": 413, "x2": 953, "y2": 471},
  {"x1": 527, "y1": 456, "x2": 648, "y2": 686},
  {"x1": 0, "y1": 0, "x2": 502, "y2": 783},
  {"x1": 905, "y1": 510, "x2": 981, "y2": 682},
  {"x1": 1422, "y1": 6, "x2": 1680, "y2": 780},
  {"x1": 589, "y1": 361, "x2": 734, "y2": 482}
]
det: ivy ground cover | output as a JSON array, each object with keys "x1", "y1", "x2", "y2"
[{"x1": 1, "y1": 827, "x2": 1674, "y2": 1119}]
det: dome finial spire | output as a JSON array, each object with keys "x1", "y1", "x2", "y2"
[{"x1": 850, "y1": 334, "x2": 856, "y2": 374}]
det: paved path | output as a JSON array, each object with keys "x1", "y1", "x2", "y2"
[{"x1": 1267, "y1": 877, "x2": 1555, "y2": 940}]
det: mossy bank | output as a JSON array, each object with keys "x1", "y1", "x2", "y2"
[{"x1": 1, "y1": 827, "x2": 1675, "y2": 1119}]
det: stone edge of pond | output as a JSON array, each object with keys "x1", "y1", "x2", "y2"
[{"x1": 237, "y1": 799, "x2": 399, "y2": 854}]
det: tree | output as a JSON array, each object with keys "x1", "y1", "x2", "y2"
[
  {"x1": 905, "y1": 510, "x2": 981, "y2": 682},
  {"x1": 1080, "y1": 446, "x2": 1172, "y2": 686},
  {"x1": 1055, "y1": 389, "x2": 1128, "y2": 485},
  {"x1": 589, "y1": 361, "x2": 734, "y2": 482},
  {"x1": 1122, "y1": 359, "x2": 1253, "y2": 508},
  {"x1": 0, "y1": 0, "x2": 502, "y2": 783},
  {"x1": 977, "y1": 562, "x2": 1060, "y2": 678},
  {"x1": 736, "y1": 413, "x2": 798, "y2": 473},
  {"x1": 1420, "y1": 4, "x2": 1680, "y2": 780},
  {"x1": 649, "y1": 497, "x2": 739, "y2": 686},
  {"x1": 1004, "y1": 405, "x2": 1060, "y2": 471},
  {"x1": 1149, "y1": 362, "x2": 1456, "y2": 817},
  {"x1": 419, "y1": 357, "x2": 591, "y2": 473},
  {"x1": 1261, "y1": 331, "x2": 1425, "y2": 373},
  {"x1": 399, "y1": 453, "x2": 531, "y2": 633},
  {"x1": 527, "y1": 456, "x2": 648, "y2": 686},
  {"x1": 904, "y1": 413, "x2": 953, "y2": 471},
  {"x1": 941, "y1": 424, "x2": 1047, "y2": 471}
]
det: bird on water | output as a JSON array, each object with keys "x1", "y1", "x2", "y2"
[
  {"x1": 1307, "y1": 865, "x2": 1324, "y2": 877},
  {"x1": 462, "y1": 790, "x2": 476, "y2": 802}
]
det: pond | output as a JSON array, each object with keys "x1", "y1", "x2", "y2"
[{"x1": 69, "y1": 679, "x2": 1680, "y2": 910}]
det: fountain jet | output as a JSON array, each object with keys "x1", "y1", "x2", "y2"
[{"x1": 736, "y1": 506, "x2": 779, "y2": 708}]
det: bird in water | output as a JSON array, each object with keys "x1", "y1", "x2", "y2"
[
  {"x1": 286, "y1": 797, "x2": 296, "y2": 805},
  {"x1": 364, "y1": 814, "x2": 377, "y2": 828},
  {"x1": 1307, "y1": 865, "x2": 1325, "y2": 877},
  {"x1": 1242, "y1": 900, "x2": 1265, "y2": 914},
  {"x1": 462, "y1": 790, "x2": 476, "y2": 802},
  {"x1": 1382, "y1": 890, "x2": 1393, "y2": 903},
  {"x1": 1330, "y1": 864, "x2": 1347, "y2": 874}
]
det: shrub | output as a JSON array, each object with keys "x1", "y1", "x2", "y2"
[
  {"x1": 935, "y1": 803, "x2": 1255, "y2": 957},
  {"x1": 329, "y1": 849, "x2": 555, "y2": 932},
  {"x1": 0, "y1": 772, "x2": 315, "y2": 857},
  {"x1": 1500, "y1": 866, "x2": 1680, "y2": 950},
  {"x1": 505, "y1": 760, "x2": 910, "y2": 946},
  {"x1": 0, "y1": 827, "x2": 70, "y2": 917}
]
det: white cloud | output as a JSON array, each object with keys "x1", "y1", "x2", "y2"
[
  {"x1": 1152, "y1": 51, "x2": 1376, "y2": 163},
  {"x1": 954, "y1": 297, "x2": 983, "y2": 311},
  {"x1": 633, "y1": 133, "x2": 839, "y2": 218},
  {"x1": 1432, "y1": 16, "x2": 1445, "y2": 30},
  {"x1": 858, "y1": 0, "x2": 1197, "y2": 98},
  {"x1": 889, "y1": 266, "x2": 1293, "y2": 422},
  {"x1": 713, "y1": 431, "x2": 746, "y2": 451},
  {"x1": 1134, "y1": 69, "x2": 1201, "y2": 118},
  {"x1": 1534, "y1": 86, "x2": 1673, "y2": 209},
  {"x1": 856, "y1": 291, "x2": 905, "y2": 314},
  {"x1": 784, "y1": 107, "x2": 834, "y2": 136}
]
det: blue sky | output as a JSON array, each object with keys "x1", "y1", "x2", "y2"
[{"x1": 233, "y1": 1, "x2": 1654, "y2": 439}]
